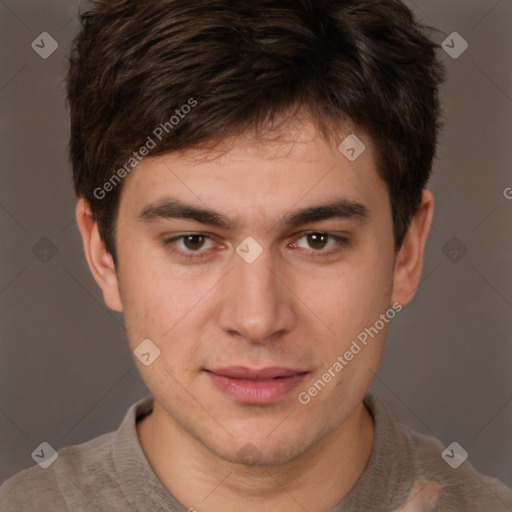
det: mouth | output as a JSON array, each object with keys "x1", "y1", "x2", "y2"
[{"x1": 204, "y1": 366, "x2": 309, "y2": 404}]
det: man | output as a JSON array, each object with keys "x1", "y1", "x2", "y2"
[{"x1": 1, "y1": 0, "x2": 511, "y2": 510}]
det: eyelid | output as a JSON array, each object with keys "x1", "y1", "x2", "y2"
[
  {"x1": 162, "y1": 231, "x2": 350, "y2": 259},
  {"x1": 163, "y1": 232, "x2": 219, "y2": 253}
]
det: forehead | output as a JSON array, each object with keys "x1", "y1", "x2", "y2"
[{"x1": 117, "y1": 120, "x2": 389, "y2": 230}]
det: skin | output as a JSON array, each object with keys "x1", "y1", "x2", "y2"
[{"x1": 76, "y1": 118, "x2": 434, "y2": 512}]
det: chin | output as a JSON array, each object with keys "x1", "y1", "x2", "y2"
[{"x1": 210, "y1": 433, "x2": 311, "y2": 468}]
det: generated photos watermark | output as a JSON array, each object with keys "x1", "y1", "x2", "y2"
[
  {"x1": 93, "y1": 97, "x2": 198, "y2": 200},
  {"x1": 297, "y1": 301, "x2": 403, "y2": 405}
]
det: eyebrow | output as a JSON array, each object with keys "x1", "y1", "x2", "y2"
[{"x1": 137, "y1": 196, "x2": 369, "y2": 230}]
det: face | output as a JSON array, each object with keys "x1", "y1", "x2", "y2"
[{"x1": 92, "y1": 120, "x2": 405, "y2": 466}]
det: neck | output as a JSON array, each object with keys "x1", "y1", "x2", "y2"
[{"x1": 137, "y1": 400, "x2": 375, "y2": 512}]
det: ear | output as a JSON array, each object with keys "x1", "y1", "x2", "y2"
[
  {"x1": 391, "y1": 189, "x2": 434, "y2": 307},
  {"x1": 75, "y1": 198, "x2": 123, "y2": 312}
]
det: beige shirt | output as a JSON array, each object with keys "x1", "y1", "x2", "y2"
[{"x1": 1, "y1": 393, "x2": 511, "y2": 511}]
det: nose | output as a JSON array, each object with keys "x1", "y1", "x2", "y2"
[{"x1": 217, "y1": 240, "x2": 296, "y2": 343}]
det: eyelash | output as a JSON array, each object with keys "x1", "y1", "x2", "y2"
[{"x1": 162, "y1": 232, "x2": 350, "y2": 261}]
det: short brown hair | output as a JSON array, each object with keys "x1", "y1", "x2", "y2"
[{"x1": 66, "y1": 0, "x2": 446, "y2": 266}]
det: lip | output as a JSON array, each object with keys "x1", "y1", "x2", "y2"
[
  {"x1": 204, "y1": 366, "x2": 309, "y2": 404},
  {"x1": 207, "y1": 366, "x2": 308, "y2": 379}
]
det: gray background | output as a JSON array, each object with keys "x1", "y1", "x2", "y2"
[{"x1": 1, "y1": 0, "x2": 511, "y2": 490}]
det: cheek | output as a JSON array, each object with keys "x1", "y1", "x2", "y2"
[
  {"x1": 118, "y1": 250, "x2": 217, "y2": 372},
  {"x1": 302, "y1": 256, "x2": 392, "y2": 338},
  {"x1": 121, "y1": 275, "x2": 192, "y2": 344},
  {"x1": 116, "y1": 245, "x2": 171, "y2": 344}
]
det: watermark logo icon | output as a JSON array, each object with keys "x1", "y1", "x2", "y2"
[
  {"x1": 31, "y1": 442, "x2": 58, "y2": 469},
  {"x1": 442, "y1": 236, "x2": 468, "y2": 263},
  {"x1": 237, "y1": 442, "x2": 264, "y2": 464},
  {"x1": 442, "y1": 32, "x2": 468, "y2": 59},
  {"x1": 31, "y1": 32, "x2": 58, "y2": 59},
  {"x1": 236, "y1": 236, "x2": 263, "y2": 264},
  {"x1": 134, "y1": 338, "x2": 161, "y2": 366},
  {"x1": 338, "y1": 134, "x2": 366, "y2": 161},
  {"x1": 32, "y1": 237, "x2": 58, "y2": 263},
  {"x1": 442, "y1": 442, "x2": 468, "y2": 469}
]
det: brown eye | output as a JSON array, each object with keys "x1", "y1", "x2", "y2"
[
  {"x1": 182, "y1": 234, "x2": 207, "y2": 251},
  {"x1": 162, "y1": 233, "x2": 216, "y2": 260},
  {"x1": 292, "y1": 232, "x2": 350, "y2": 258},
  {"x1": 295, "y1": 232, "x2": 337, "y2": 252},
  {"x1": 306, "y1": 233, "x2": 329, "y2": 250}
]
